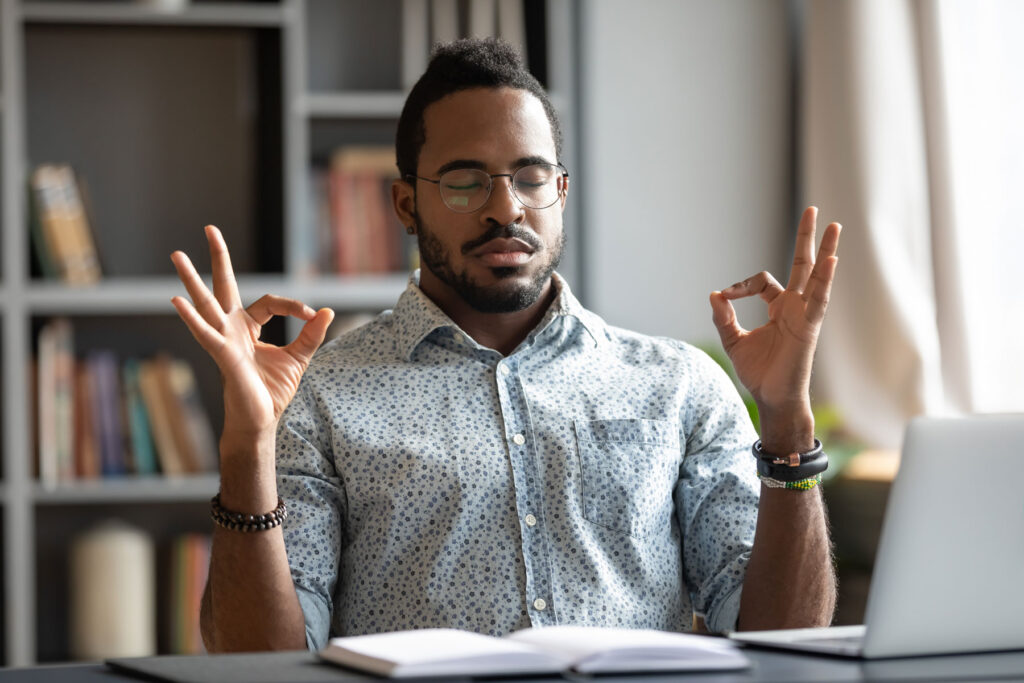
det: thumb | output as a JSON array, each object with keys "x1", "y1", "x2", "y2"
[
  {"x1": 709, "y1": 291, "x2": 744, "y2": 352},
  {"x1": 288, "y1": 307, "x2": 335, "y2": 361}
]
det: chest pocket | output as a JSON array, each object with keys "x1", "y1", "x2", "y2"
[{"x1": 574, "y1": 418, "x2": 681, "y2": 539}]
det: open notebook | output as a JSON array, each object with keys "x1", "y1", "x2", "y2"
[{"x1": 320, "y1": 625, "x2": 749, "y2": 678}]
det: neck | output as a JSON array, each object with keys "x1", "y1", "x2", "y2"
[{"x1": 418, "y1": 269, "x2": 556, "y2": 356}]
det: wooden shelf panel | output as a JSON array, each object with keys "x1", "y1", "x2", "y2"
[
  {"x1": 25, "y1": 273, "x2": 410, "y2": 313},
  {"x1": 301, "y1": 91, "x2": 406, "y2": 119},
  {"x1": 33, "y1": 473, "x2": 219, "y2": 504},
  {"x1": 21, "y1": 2, "x2": 287, "y2": 27}
]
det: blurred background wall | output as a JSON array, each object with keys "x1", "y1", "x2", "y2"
[{"x1": 579, "y1": 0, "x2": 794, "y2": 347}]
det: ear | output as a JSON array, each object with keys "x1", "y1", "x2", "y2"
[
  {"x1": 558, "y1": 174, "x2": 570, "y2": 211},
  {"x1": 392, "y1": 178, "x2": 417, "y2": 232}
]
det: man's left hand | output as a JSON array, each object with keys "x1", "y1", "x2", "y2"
[{"x1": 709, "y1": 206, "x2": 841, "y2": 451}]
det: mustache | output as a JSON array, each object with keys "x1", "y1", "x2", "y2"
[{"x1": 460, "y1": 221, "x2": 543, "y2": 255}]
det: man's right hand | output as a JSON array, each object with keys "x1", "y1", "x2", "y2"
[
  {"x1": 170, "y1": 224, "x2": 334, "y2": 448},
  {"x1": 171, "y1": 226, "x2": 324, "y2": 652}
]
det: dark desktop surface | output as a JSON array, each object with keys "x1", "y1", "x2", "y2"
[{"x1": 4, "y1": 648, "x2": 1024, "y2": 683}]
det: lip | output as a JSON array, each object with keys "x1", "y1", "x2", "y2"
[
  {"x1": 473, "y1": 238, "x2": 536, "y2": 256},
  {"x1": 472, "y1": 238, "x2": 536, "y2": 268}
]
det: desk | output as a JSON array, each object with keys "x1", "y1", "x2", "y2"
[{"x1": 5, "y1": 648, "x2": 1024, "y2": 682}]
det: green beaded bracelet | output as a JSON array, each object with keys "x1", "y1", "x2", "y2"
[{"x1": 757, "y1": 471, "x2": 823, "y2": 491}]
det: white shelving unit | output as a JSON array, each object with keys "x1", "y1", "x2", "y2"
[{"x1": 0, "y1": 0, "x2": 577, "y2": 666}]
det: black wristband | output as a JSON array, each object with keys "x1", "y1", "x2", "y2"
[{"x1": 752, "y1": 439, "x2": 829, "y2": 482}]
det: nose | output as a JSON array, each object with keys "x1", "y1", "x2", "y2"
[{"x1": 480, "y1": 175, "x2": 525, "y2": 226}]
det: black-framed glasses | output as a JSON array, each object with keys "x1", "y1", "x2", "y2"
[{"x1": 406, "y1": 162, "x2": 569, "y2": 214}]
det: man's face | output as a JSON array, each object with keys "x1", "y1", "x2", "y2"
[{"x1": 402, "y1": 87, "x2": 568, "y2": 313}]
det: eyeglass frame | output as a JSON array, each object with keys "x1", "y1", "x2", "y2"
[{"x1": 404, "y1": 162, "x2": 570, "y2": 214}]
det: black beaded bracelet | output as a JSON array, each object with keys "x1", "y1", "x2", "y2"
[{"x1": 210, "y1": 493, "x2": 287, "y2": 533}]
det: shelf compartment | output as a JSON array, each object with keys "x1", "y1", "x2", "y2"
[
  {"x1": 34, "y1": 500, "x2": 212, "y2": 663},
  {"x1": 25, "y1": 22, "x2": 284, "y2": 278},
  {"x1": 21, "y1": 2, "x2": 287, "y2": 28},
  {"x1": 305, "y1": 0, "x2": 404, "y2": 92}
]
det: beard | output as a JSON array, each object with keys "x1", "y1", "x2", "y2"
[{"x1": 414, "y1": 212, "x2": 565, "y2": 314}]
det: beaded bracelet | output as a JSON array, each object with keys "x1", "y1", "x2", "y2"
[
  {"x1": 210, "y1": 493, "x2": 287, "y2": 532},
  {"x1": 757, "y1": 471, "x2": 823, "y2": 491}
]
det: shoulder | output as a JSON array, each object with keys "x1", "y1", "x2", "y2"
[
  {"x1": 306, "y1": 310, "x2": 399, "y2": 372},
  {"x1": 596, "y1": 319, "x2": 724, "y2": 378}
]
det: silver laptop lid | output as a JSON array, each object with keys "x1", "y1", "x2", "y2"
[{"x1": 862, "y1": 414, "x2": 1024, "y2": 658}]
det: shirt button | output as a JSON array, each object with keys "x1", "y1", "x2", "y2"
[
  {"x1": 533, "y1": 598, "x2": 547, "y2": 611},
  {"x1": 453, "y1": 332, "x2": 464, "y2": 344},
  {"x1": 512, "y1": 433, "x2": 526, "y2": 445},
  {"x1": 525, "y1": 514, "x2": 537, "y2": 527},
  {"x1": 499, "y1": 364, "x2": 511, "y2": 375}
]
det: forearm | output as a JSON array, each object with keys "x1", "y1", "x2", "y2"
[
  {"x1": 200, "y1": 433, "x2": 308, "y2": 652},
  {"x1": 737, "y1": 485, "x2": 836, "y2": 630},
  {"x1": 736, "y1": 408, "x2": 836, "y2": 630}
]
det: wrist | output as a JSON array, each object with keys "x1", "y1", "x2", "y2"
[
  {"x1": 756, "y1": 401, "x2": 815, "y2": 454},
  {"x1": 217, "y1": 432, "x2": 279, "y2": 513}
]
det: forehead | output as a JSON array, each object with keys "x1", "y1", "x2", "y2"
[{"x1": 419, "y1": 87, "x2": 556, "y2": 171}]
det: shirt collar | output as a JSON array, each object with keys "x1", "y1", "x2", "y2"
[{"x1": 390, "y1": 270, "x2": 605, "y2": 361}]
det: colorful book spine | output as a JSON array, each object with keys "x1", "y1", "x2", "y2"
[{"x1": 123, "y1": 358, "x2": 159, "y2": 475}]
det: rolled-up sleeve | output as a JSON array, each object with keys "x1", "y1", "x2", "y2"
[
  {"x1": 276, "y1": 376, "x2": 346, "y2": 651},
  {"x1": 675, "y1": 352, "x2": 760, "y2": 634}
]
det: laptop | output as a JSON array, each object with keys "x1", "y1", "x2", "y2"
[{"x1": 729, "y1": 414, "x2": 1024, "y2": 658}]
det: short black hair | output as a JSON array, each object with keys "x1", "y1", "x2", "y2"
[{"x1": 395, "y1": 37, "x2": 563, "y2": 179}]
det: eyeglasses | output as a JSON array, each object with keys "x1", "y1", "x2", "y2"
[{"x1": 407, "y1": 162, "x2": 569, "y2": 214}]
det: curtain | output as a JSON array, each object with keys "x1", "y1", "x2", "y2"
[{"x1": 802, "y1": 0, "x2": 1024, "y2": 448}]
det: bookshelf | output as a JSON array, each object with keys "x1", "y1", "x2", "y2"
[{"x1": 0, "y1": 0, "x2": 577, "y2": 667}]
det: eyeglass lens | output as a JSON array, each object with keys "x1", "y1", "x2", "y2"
[{"x1": 439, "y1": 164, "x2": 565, "y2": 213}]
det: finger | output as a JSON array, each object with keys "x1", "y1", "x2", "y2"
[
  {"x1": 286, "y1": 308, "x2": 336, "y2": 362},
  {"x1": 246, "y1": 295, "x2": 317, "y2": 326},
  {"x1": 710, "y1": 291, "x2": 747, "y2": 352},
  {"x1": 803, "y1": 256, "x2": 838, "y2": 325},
  {"x1": 801, "y1": 222, "x2": 842, "y2": 303},
  {"x1": 171, "y1": 250, "x2": 227, "y2": 329},
  {"x1": 787, "y1": 206, "x2": 818, "y2": 291},
  {"x1": 720, "y1": 271, "x2": 785, "y2": 304},
  {"x1": 816, "y1": 221, "x2": 842, "y2": 261},
  {"x1": 171, "y1": 296, "x2": 226, "y2": 359},
  {"x1": 206, "y1": 225, "x2": 243, "y2": 312}
]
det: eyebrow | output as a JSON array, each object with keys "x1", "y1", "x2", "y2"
[{"x1": 434, "y1": 155, "x2": 556, "y2": 176}]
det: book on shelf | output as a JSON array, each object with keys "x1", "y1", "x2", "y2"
[
  {"x1": 309, "y1": 145, "x2": 415, "y2": 277},
  {"x1": 319, "y1": 626, "x2": 750, "y2": 678},
  {"x1": 167, "y1": 357, "x2": 218, "y2": 473},
  {"x1": 123, "y1": 358, "x2": 160, "y2": 476},
  {"x1": 167, "y1": 533, "x2": 211, "y2": 655},
  {"x1": 37, "y1": 318, "x2": 76, "y2": 486},
  {"x1": 28, "y1": 163, "x2": 103, "y2": 285},
  {"x1": 35, "y1": 320, "x2": 218, "y2": 483},
  {"x1": 88, "y1": 350, "x2": 129, "y2": 476},
  {"x1": 138, "y1": 355, "x2": 216, "y2": 477},
  {"x1": 73, "y1": 362, "x2": 101, "y2": 479}
]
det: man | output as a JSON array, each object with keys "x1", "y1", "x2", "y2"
[{"x1": 171, "y1": 38, "x2": 839, "y2": 653}]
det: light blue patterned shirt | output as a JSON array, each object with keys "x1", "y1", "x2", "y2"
[{"x1": 276, "y1": 272, "x2": 760, "y2": 650}]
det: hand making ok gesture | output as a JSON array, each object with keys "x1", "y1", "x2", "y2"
[
  {"x1": 170, "y1": 226, "x2": 335, "y2": 441},
  {"x1": 709, "y1": 207, "x2": 841, "y2": 440}
]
